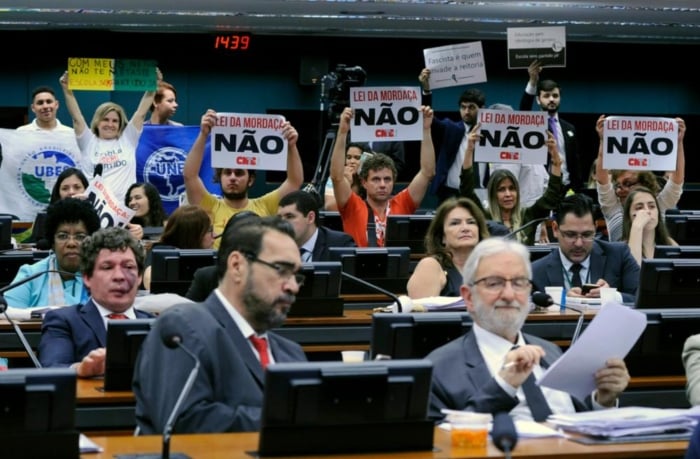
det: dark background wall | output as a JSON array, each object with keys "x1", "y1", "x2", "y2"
[{"x1": 1, "y1": 30, "x2": 697, "y2": 205}]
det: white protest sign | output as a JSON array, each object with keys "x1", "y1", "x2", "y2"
[
  {"x1": 349, "y1": 86, "x2": 423, "y2": 142},
  {"x1": 602, "y1": 116, "x2": 678, "y2": 171},
  {"x1": 84, "y1": 175, "x2": 135, "y2": 228},
  {"x1": 507, "y1": 26, "x2": 566, "y2": 69},
  {"x1": 210, "y1": 113, "x2": 288, "y2": 171},
  {"x1": 423, "y1": 41, "x2": 487, "y2": 89},
  {"x1": 474, "y1": 109, "x2": 548, "y2": 165}
]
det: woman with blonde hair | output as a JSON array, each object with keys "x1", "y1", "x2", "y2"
[{"x1": 407, "y1": 197, "x2": 489, "y2": 298}]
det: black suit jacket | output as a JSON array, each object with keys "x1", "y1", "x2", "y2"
[
  {"x1": 519, "y1": 92, "x2": 585, "y2": 192},
  {"x1": 310, "y1": 226, "x2": 356, "y2": 261}
]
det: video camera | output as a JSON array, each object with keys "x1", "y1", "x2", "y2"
[{"x1": 320, "y1": 64, "x2": 367, "y2": 124}]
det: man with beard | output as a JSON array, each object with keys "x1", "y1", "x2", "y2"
[
  {"x1": 183, "y1": 109, "x2": 303, "y2": 249},
  {"x1": 133, "y1": 216, "x2": 307, "y2": 434},
  {"x1": 519, "y1": 60, "x2": 586, "y2": 193},
  {"x1": 532, "y1": 193, "x2": 640, "y2": 303},
  {"x1": 426, "y1": 237, "x2": 630, "y2": 422}
]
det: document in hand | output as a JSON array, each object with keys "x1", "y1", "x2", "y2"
[{"x1": 538, "y1": 301, "x2": 646, "y2": 400}]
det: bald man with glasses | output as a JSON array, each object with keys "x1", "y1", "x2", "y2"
[{"x1": 532, "y1": 193, "x2": 640, "y2": 303}]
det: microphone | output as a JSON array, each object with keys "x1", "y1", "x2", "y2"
[
  {"x1": 491, "y1": 412, "x2": 518, "y2": 458},
  {"x1": 0, "y1": 269, "x2": 77, "y2": 368},
  {"x1": 340, "y1": 271, "x2": 403, "y2": 313},
  {"x1": 157, "y1": 315, "x2": 200, "y2": 459},
  {"x1": 93, "y1": 163, "x2": 103, "y2": 177},
  {"x1": 503, "y1": 217, "x2": 550, "y2": 240},
  {"x1": 532, "y1": 291, "x2": 585, "y2": 344}
]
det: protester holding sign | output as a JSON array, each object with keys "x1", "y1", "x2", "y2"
[
  {"x1": 459, "y1": 123, "x2": 563, "y2": 245},
  {"x1": 59, "y1": 67, "x2": 162, "y2": 202},
  {"x1": 594, "y1": 115, "x2": 685, "y2": 242},
  {"x1": 183, "y1": 109, "x2": 303, "y2": 249},
  {"x1": 622, "y1": 187, "x2": 677, "y2": 265},
  {"x1": 49, "y1": 167, "x2": 89, "y2": 204}
]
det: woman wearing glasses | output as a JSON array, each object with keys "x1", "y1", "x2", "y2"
[
  {"x1": 622, "y1": 187, "x2": 677, "y2": 265},
  {"x1": 4, "y1": 198, "x2": 100, "y2": 308},
  {"x1": 594, "y1": 115, "x2": 685, "y2": 242},
  {"x1": 406, "y1": 197, "x2": 490, "y2": 298}
]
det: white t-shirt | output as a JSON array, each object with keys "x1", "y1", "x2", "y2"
[
  {"x1": 17, "y1": 119, "x2": 74, "y2": 133},
  {"x1": 77, "y1": 121, "x2": 140, "y2": 202}
]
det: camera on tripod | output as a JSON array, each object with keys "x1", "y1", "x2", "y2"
[{"x1": 320, "y1": 64, "x2": 367, "y2": 124}]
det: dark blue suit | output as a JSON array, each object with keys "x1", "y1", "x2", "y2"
[
  {"x1": 310, "y1": 226, "x2": 356, "y2": 261},
  {"x1": 531, "y1": 240, "x2": 640, "y2": 303},
  {"x1": 133, "y1": 293, "x2": 307, "y2": 433},
  {"x1": 427, "y1": 330, "x2": 590, "y2": 422},
  {"x1": 38, "y1": 300, "x2": 154, "y2": 368}
]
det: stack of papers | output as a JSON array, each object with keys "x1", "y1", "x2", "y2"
[
  {"x1": 548, "y1": 407, "x2": 697, "y2": 438},
  {"x1": 563, "y1": 297, "x2": 601, "y2": 309}
]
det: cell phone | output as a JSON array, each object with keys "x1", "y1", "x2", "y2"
[{"x1": 581, "y1": 283, "x2": 598, "y2": 294}]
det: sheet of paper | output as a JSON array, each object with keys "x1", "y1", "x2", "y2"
[
  {"x1": 438, "y1": 420, "x2": 565, "y2": 438},
  {"x1": 538, "y1": 301, "x2": 646, "y2": 400}
]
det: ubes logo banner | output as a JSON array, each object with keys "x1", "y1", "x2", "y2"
[{"x1": 0, "y1": 129, "x2": 84, "y2": 220}]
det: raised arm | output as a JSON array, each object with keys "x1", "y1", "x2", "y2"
[
  {"x1": 458, "y1": 123, "x2": 486, "y2": 213},
  {"x1": 330, "y1": 107, "x2": 353, "y2": 209},
  {"x1": 130, "y1": 67, "x2": 163, "y2": 131},
  {"x1": 406, "y1": 105, "x2": 436, "y2": 204},
  {"x1": 670, "y1": 117, "x2": 686, "y2": 186},
  {"x1": 276, "y1": 121, "x2": 303, "y2": 197},
  {"x1": 594, "y1": 115, "x2": 610, "y2": 185},
  {"x1": 184, "y1": 109, "x2": 217, "y2": 206},
  {"x1": 59, "y1": 71, "x2": 88, "y2": 136}
]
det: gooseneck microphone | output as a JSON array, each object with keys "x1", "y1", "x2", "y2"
[
  {"x1": 0, "y1": 269, "x2": 77, "y2": 368},
  {"x1": 532, "y1": 291, "x2": 586, "y2": 344},
  {"x1": 504, "y1": 217, "x2": 550, "y2": 240},
  {"x1": 340, "y1": 271, "x2": 403, "y2": 312},
  {"x1": 491, "y1": 411, "x2": 518, "y2": 459}
]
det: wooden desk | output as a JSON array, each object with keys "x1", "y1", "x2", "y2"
[{"x1": 83, "y1": 428, "x2": 688, "y2": 458}]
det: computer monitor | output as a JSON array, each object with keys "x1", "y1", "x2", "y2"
[
  {"x1": 328, "y1": 246, "x2": 411, "y2": 294},
  {"x1": 0, "y1": 368, "x2": 79, "y2": 458},
  {"x1": 635, "y1": 259, "x2": 700, "y2": 308},
  {"x1": 103, "y1": 318, "x2": 155, "y2": 391},
  {"x1": 149, "y1": 248, "x2": 217, "y2": 296},
  {"x1": 664, "y1": 213, "x2": 700, "y2": 245},
  {"x1": 0, "y1": 215, "x2": 13, "y2": 251},
  {"x1": 288, "y1": 261, "x2": 344, "y2": 317},
  {"x1": 0, "y1": 250, "x2": 50, "y2": 289},
  {"x1": 654, "y1": 245, "x2": 700, "y2": 259},
  {"x1": 258, "y1": 360, "x2": 434, "y2": 456},
  {"x1": 318, "y1": 211, "x2": 344, "y2": 232},
  {"x1": 370, "y1": 312, "x2": 472, "y2": 359},
  {"x1": 385, "y1": 214, "x2": 432, "y2": 253},
  {"x1": 528, "y1": 244, "x2": 557, "y2": 262}
]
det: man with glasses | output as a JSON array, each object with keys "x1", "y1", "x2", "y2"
[
  {"x1": 427, "y1": 237, "x2": 630, "y2": 422},
  {"x1": 532, "y1": 193, "x2": 640, "y2": 303},
  {"x1": 133, "y1": 216, "x2": 307, "y2": 434},
  {"x1": 5, "y1": 197, "x2": 100, "y2": 308}
]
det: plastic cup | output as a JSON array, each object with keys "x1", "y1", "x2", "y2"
[
  {"x1": 545, "y1": 287, "x2": 564, "y2": 307},
  {"x1": 341, "y1": 350, "x2": 366, "y2": 363},
  {"x1": 446, "y1": 412, "x2": 491, "y2": 449},
  {"x1": 600, "y1": 287, "x2": 618, "y2": 305}
]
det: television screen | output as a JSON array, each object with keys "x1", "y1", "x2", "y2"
[
  {"x1": 370, "y1": 312, "x2": 472, "y2": 359},
  {"x1": 103, "y1": 318, "x2": 155, "y2": 391},
  {"x1": 318, "y1": 211, "x2": 344, "y2": 232},
  {"x1": 149, "y1": 248, "x2": 217, "y2": 296},
  {"x1": 385, "y1": 214, "x2": 433, "y2": 253},
  {"x1": 664, "y1": 213, "x2": 700, "y2": 245},
  {"x1": 528, "y1": 244, "x2": 557, "y2": 262},
  {"x1": 258, "y1": 360, "x2": 434, "y2": 456},
  {"x1": 0, "y1": 368, "x2": 78, "y2": 458},
  {"x1": 288, "y1": 261, "x2": 344, "y2": 317},
  {"x1": 635, "y1": 259, "x2": 700, "y2": 308},
  {"x1": 328, "y1": 247, "x2": 410, "y2": 294},
  {"x1": 654, "y1": 245, "x2": 700, "y2": 259}
]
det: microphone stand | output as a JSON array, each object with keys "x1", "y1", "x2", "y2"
[
  {"x1": 341, "y1": 271, "x2": 402, "y2": 312},
  {"x1": 504, "y1": 217, "x2": 550, "y2": 240}
]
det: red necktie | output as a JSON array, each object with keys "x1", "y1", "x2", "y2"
[
  {"x1": 249, "y1": 335, "x2": 270, "y2": 368},
  {"x1": 107, "y1": 313, "x2": 129, "y2": 320}
]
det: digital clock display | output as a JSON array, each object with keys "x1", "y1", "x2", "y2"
[{"x1": 213, "y1": 34, "x2": 252, "y2": 51}]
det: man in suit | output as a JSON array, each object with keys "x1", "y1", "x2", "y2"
[
  {"x1": 418, "y1": 68, "x2": 488, "y2": 204},
  {"x1": 133, "y1": 216, "x2": 307, "y2": 433},
  {"x1": 532, "y1": 193, "x2": 640, "y2": 303},
  {"x1": 38, "y1": 227, "x2": 153, "y2": 376},
  {"x1": 426, "y1": 237, "x2": 630, "y2": 422},
  {"x1": 519, "y1": 60, "x2": 586, "y2": 193},
  {"x1": 278, "y1": 189, "x2": 356, "y2": 261}
]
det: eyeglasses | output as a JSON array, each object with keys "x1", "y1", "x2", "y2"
[
  {"x1": 54, "y1": 232, "x2": 88, "y2": 243},
  {"x1": 614, "y1": 180, "x2": 638, "y2": 190},
  {"x1": 558, "y1": 231, "x2": 596, "y2": 242},
  {"x1": 244, "y1": 253, "x2": 305, "y2": 286},
  {"x1": 471, "y1": 276, "x2": 531, "y2": 293}
]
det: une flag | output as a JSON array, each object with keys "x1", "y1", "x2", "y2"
[
  {"x1": 135, "y1": 125, "x2": 216, "y2": 215},
  {"x1": 0, "y1": 129, "x2": 84, "y2": 221}
]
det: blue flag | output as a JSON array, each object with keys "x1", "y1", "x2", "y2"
[{"x1": 135, "y1": 125, "x2": 217, "y2": 214}]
